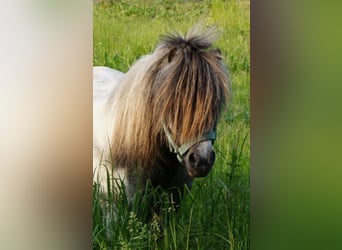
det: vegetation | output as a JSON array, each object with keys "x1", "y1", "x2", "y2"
[{"x1": 93, "y1": 0, "x2": 250, "y2": 249}]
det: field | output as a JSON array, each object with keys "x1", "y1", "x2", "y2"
[{"x1": 93, "y1": 0, "x2": 250, "y2": 249}]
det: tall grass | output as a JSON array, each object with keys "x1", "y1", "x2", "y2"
[{"x1": 93, "y1": 0, "x2": 250, "y2": 249}]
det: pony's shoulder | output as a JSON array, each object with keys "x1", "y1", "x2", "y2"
[{"x1": 93, "y1": 67, "x2": 124, "y2": 171}]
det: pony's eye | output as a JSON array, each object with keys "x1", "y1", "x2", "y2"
[{"x1": 168, "y1": 48, "x2": 177, "y2": 63}]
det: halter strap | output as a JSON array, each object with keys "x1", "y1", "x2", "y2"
[{"x1": 163, "y1": 125, "x2": 216, "y2": 163}]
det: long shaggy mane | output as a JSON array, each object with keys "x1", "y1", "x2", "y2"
[{"x1": 108, "y1": 25, "x2": 230, "y2": 171}]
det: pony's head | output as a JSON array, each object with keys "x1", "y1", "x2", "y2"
[
  {"x1": 110, "y1": 25, "x2": 230, "y2": 177},
  {"x1": 151, "y1": 25, "x2": 230, "y2": 177}
]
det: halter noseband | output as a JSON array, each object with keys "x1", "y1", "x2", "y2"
[{"x1": 163, "y1": 125, "x2": 216, "y2": 163}]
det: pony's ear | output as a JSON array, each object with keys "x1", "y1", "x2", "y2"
[
  {"x1": 168, "y1": 48, "x2": 178, "y2": 63},
  {"x1": 212, "y1": 48, "x2": 223, "y2": 60}
]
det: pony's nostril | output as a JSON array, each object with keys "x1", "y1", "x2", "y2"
[
  {"x1": 209, "y1": 151, "x2": 216, "y2": 166},
  {"x1": 188, "y1": 152, "x2": 199, "y2": 166}
]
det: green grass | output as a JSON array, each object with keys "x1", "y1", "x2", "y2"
[{"x1": 93, "y1": 0, "x2": 250, "y2": 249}]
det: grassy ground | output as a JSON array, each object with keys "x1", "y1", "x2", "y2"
[{"x1": 93, "y1": 0, "x2": 250, "y2": 249}]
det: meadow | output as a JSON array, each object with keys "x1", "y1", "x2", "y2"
[{"x1": 93, "y1": 0, "x2": 250, "y2": 249}]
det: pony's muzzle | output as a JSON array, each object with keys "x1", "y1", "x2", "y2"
[{"x1": 184, "y1": 141, "x2": 215, "y2": 177}]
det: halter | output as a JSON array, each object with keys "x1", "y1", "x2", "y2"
[{"x1": 163, "y1": 125, "x2": 216, "y2": 163}]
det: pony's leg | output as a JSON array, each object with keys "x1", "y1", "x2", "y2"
[{"x1": 94, "y1": 166, "x2": 127, "y2": 237}]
